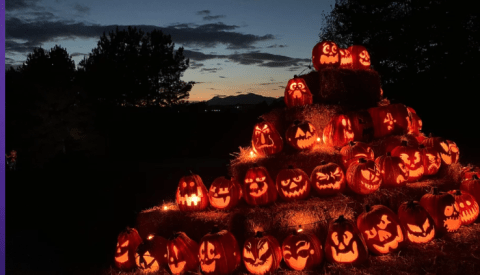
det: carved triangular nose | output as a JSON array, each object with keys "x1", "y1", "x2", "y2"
[{"x1": 261, "y1": 133, "x2": 266, "y2": 144}]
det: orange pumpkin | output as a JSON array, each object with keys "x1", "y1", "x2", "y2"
[
  {"x1": 242, "y1": 232, "x2": 282, "y2": 275},
  {"x1": 397, "y1": 201, "x2": 435, "y2": 244},
  {"x1": 447, "y1": 190, "x2": 479, "y2": 225},
  {"x1": 282, "y1": 230, "x2": 323, "y2": 271},
  {"x1": 208, "y1": 176, "x2": 241, "y2": 210},
  {"x1": 346, "y1": 158, "x2": 382, "y2": 195},
  {"x1": 323, "y1": 114, "x2": 355, "y2": 148},
  {"x1": 115, "y1": 227, "x2": 143, "y2": 270},
  {"x1": 167, "y1": 232, "x2": 200, "y2": 275},
  {"x1": 347, "y1": 45, "x2": 371, "y2": 70},
  {"x1": 310, "y1": 162, "x2": 346, "y2": 196},
  {"x1": 312, "y1": 41, "x2": 340, "y2": 71},
  {"x1": 243, "y1": 166, "x2": 277, "y2": 206},
  {"x1": 284, "y1": 77, "x2": 313, "y2": 108},
  {"x1": 340, "y1": 141, "x2": 374, "y2": 170},
  {"x1": 375, "y1": 153, "x2": 409, "y2": 188},
  {"x1": 176, "y1": 173, "x2": 209, "y2": 211},
  {"x1": 199, "y1": 227, "x2": 241, "y2": 275},
  {"x1": 276, "y1": 166, "x2": 311, "y2": 201},
  {"x1": 420, "y1": 188, "x2": 461, "y2": 235},
  {"x1": 251, "y1": 121, "x2": 283, "y2": 157},
  {"x1": 339, "y1": 48, "x2": 353, "y2": 68}
]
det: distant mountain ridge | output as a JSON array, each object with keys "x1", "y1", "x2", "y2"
[{"x1": 206, "y1": 93, "x2": 279, "y2": 106}]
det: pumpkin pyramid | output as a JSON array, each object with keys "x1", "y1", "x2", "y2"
[{"x1": 130, "y1": 41, "x2": 480, "y2": 275}]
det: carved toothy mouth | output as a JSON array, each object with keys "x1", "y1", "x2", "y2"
[
  {"x1": 244, "y1": 255, "x2": 273, "y2": 275},
  {"x1": 281, "y1": 181, "x2": 308, "y2": 198},
  {"x1": 115, "y1": 250, "x2": 129, "y2": 264},
  {"x1": 396, "y1": 174, "x2": 407, "y2": 184},
  {"x1": 460, "y1": 204, "x2": 479, "y2": 224},
  {"x1": 372, "y1": 225, "x2": 403, "y2": 253},
  {"x1": 177, "y1": 186, "x2": 204, "y2": 206},
  {"x1": 316, "y1": 180, "x2": 341, "y2": 190},
  {"x1": 286, "y1": 255, "x2": 308, "y2": 270},
  {"x1": 408, "y1": 166, "x2": 424, "y2": 180},
  {"x1": 296, "y1": 136, "x2": 315, "y2": 149},
  {"x1": 407, "y1": 228, "x2": 435, "y2": 244},
  {"x1": 290, "y1": 89, "x2": 305, "y2": 98},
  {"x1": 341, "y1": 57, "x2": 352, "y2": 65},
  {"x1": 320, "y1": 55, "x2": 338, "y2": 64},
  {"x1": 360, "y1": 59, "x2": 370, "y2": 66},
  {"x1": 169, "y1": 261, "x2": 186, "y2": 275},
  {"x1": 344, "y1": 130, "x2": 354, "y2": 140},
  {"x1": 443, "y1": 215, "x2": 461, "y2": 232},
  {"x1": 331, "y1": 241, "x2": 358, "y2": 263},
  {"x1": 249, "y1": 182, "x2": 268, "y2": 198},
  {"x1": 210, "y1": 196, "x2": 231, "y2": 208},
  {"x1": 360, "y1": 181, "x2": 380, "y2": 191},
  {"x1": 201, "y1": 259, "x2": 216, "y2": 273}
]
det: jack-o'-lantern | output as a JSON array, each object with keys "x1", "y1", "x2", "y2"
[
  {"x1": 276, "y1": 165, "x2": 311, "y2": 201},
  {"x1": 340, "y1": 141, "x2": 374, "y2": 170},
  {"x1": 375, "y1": 153, "x2": 409, "y2": 188},
  {"x1": 115, "y1": 227, "x2": 143, "y2": 270},
  {"x1": 208, "y1": 176, "x2": 241, "y2": 210},
  {"x1": 339, "y1": 48, "x2": 353, "y2": 68},
  {"x1": 135, "y1": 235, "x2": 168, "y2": 273},
  {"x1": 199, "y1": 227, "x2": 241, "y2": 275},
  {"x1": 357, "y1": 205, "x2": 405, "y2": 255},
  {"x1": 243, "y1": 232, "x2": 282, "y2": 275},
  {"x1": 324, "y1": 215, "x2": 368, "y2": 265},
  {"x1": 282, "y1": 230, "x2": 323, "y2": 271},
  {"x1": 447, "y1": 190, "x2": 479, "y2": 225},
  {"x1": 323, "y1": 114, "x2": 355, "y2": 148},
  {"x1": 176, "y1": 173, "x2": 209, "y2": 211},
  {"x1": 418, "y1": 145, "x2": 441, "y2": 176},
  {"x1": 461, "y1": 165, "x2": 480, "y2": 182},
  {"x1": 167, "y1": 232, "x2": 200, "y2": 275},
  {"x1": 383, "y1": 135, "x2": 419, "y2": 155},
  {"x1": 420, "y1": 188, "x2": 461, "y2": 235},
  {"x1": 421, "y1": 136, "x2": 459, "y2": 165},
  {"x1": 243, "y1": 166, "x2": 277, "y2": 206},
  {"x1": 346, "y1": 158, "x2": 382, "y2": 195},
  {"x1": 285, "y1": 120, "x2": 317, "y2": 151},
  {"x1": 252, "y1": 121, "x2": 283, "y2": 157},
  {"x1": 311, "y1": 162, "x2": 346, "y2": 196},
  {"x1": 312, "y1": 41, "x2": 340, "y2": 71},
  {"x1": 461, "y1": 175, "x2": 480, "y2": 210},
  {"x1": 391, "y1": 141, "x2": 424, "y2": 182},
  {"x1": 347, "y1": 110, "x2": 374, "y2": 142},
  {"x1": 368, "y1": 104, "x2": 409, "y2": 138},
  {"x1": 284, "y1": 77, "x2": 313, "y2": 108},
  {"x1": 397, "y1": 201, "x2": 435, "y2": 244},
  {"x1": 347, "y1": 45, "x2": 371, "y2": 70},
  {"x1": 406, "y1": 107, "x2": 422, "y2": 136}
]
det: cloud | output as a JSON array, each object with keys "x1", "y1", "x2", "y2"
[
  {"x1": 196, "y1": 10, "x2": 210, "y2": 15},
  {"x1": 70, "y1": 52, "x2": 88, "y2": 57},
  {"x1": 203, "y1": 15, "x2": 226, "y2": 21},
  {"x1": 73, "y1": 3, "x2": 90, "y2": 15},
  {"x1": 266, "y1": 44, "x2": 288, "y2": 48},
  {"x1": 219, "y1": 76, "x2": 227, "y2": 78},
  {"x1": 200, "y1": 67, "x2": 222, "y2": 74},
  {"x1": 5, "y1": 0, "x2": 43, "y2": 11}
]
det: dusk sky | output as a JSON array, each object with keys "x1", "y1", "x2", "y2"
[{"x1": 5, "y1": 0, "x2": 335, "y2": 101}]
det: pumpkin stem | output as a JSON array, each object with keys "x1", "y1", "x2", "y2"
[
  {"x1": 335, "y1": 215, "x2": 346, "y2": 223},
  {"x1": 255, "y1": 231, "x2": 264, "y2": 238},
  {"x1": 358, "y1": 158, "x2": 367, "y2": 163},
  {"x1": 348, "y1": 141, "x2": 356, "y2": 146},
  {"x1": 320, "y1": 160, "x2": 326, "y2": 165},
  {"x1": 365, "y1": 205, "x2": 371, "y2": 212},
  {"x1": 287, "y1": 164, "x2": 295, "y2": 169},
  {"x1": 454, "y1": 190, "x2": 462, "y2": 196},
  {"x1": 406, "y1": 200, "x2": 416, "y2": 208},
  {"x1": 401, "y1": 140, "x2": 408, "y2": 146},
  {"x1": 472, "y1": 174, "x2": 479, "y2": 180},
  {"x1": 432, "y1": 187, "x2": 439, "y2": 195},
  {"x1": 294, "y1": 75, "x2": 298, "y2": 78},
  {"x1": 293, "y1": 120, "x2": 301, "y2": 125},
  {"x1": 386, "y1": 152, "x2": 391, "y2": 157},
  {"x1": 419, "y1": 144, "x2": 426, "y2": 149},
  {"x1": 211, "y1": 225, "x2": 220, "y2": 234}
]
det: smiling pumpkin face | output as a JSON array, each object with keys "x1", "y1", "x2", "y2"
[
  {"x1": 312, "y1": 41, "x2": 340, "y2": 71},
  {"x1": 398, "y1": 201, "x2": 435, "y2": 244},
  {"x1": 285, "y1": 120, "x2": 318, "y2": 151},
  {"x1": 420, "y1": 189, "x2": 461, "y2": 235},
  {"x1": 176, "y1": 174, "x2": 209, "y2": 211},
  {"x1": 282, "y1": 232, "x2": 323, "y2": 271},
  {"x1": 199, "y1": 230, "x2": 241, "y2": 275},
  {"x1": 448, "y1": 190, "x2": 479, "y2": 225},
  {"x1": 244, "y1": 166, "x2": 277, "y2": 206},
  {"x1": 346, "y1": 158, "x2": 382, "y2": 195},
  {"x1": 391, "y1": 143, "x2": 424, "y2": 182},
  {"x1": 347, "y1": 45, "x2": 371, "y2": 70},
  {"x1": 421, "y1": 137, "x2": 459, "y2": 166},
  {"x1": 276, "y1": 166, "x2": 311, "y2": 201},
  {"x1": 167, "y1": 232, "x2": 199, "y2": 275},
  {"x1": 208, "y1": 177, "x2": 241, "y2": 210},
  {"x1": 357, "y1": 205, "x2": 405, "y2": 255},
  {"x1": 243, "y1": 233, "x2": 282, "y2": 275},
  {"x1": 115, "y1": 227, "x2": 143, "y2": 270}
]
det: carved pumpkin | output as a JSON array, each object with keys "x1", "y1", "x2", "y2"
[
  {"x1": 460, "y1": 175, "x2": 480, "y2": 211},
  {"x1": 312, "y1": 41, "x2": 340, "y2": 71},
  {"x1": 339, "y1": 48, "x2": 353, "y2": 68},
  {"x1": 324, "y1": 215, "x2": 368, "y2": 265},
  {"x1": 375, "y1": 153, "x2": 409, "y2": 188},
  {"x1": 243, "y1": 166, "x2": 277, "y2": 206},
  {"x1": 418, "y1": 145, "x2": 441, "y2": 176},
  {"x1": 357, "y1": 205, "x2": 405, "y2": 255},
  {"x1": 135, "y1": 235, "x2": 168, "y2": 273},
  {"x1": 347, "y1": 110, "x2": 374, "y2": 142},
  {"x1": 420, "y1": 188, "x2": 461, "y2": 235},
  {"x1": 167, "y1": 232, "x2": 200, "y2": 275},
  {"x1": 347, "y1": 45, "x2": 371, "y2": 70},
  {"x1": 323, "y1": 114, "x2": 355, "y2": 148},
  {"x1": 285, "y1": 120, "x2": 317, "y2": 151},
  {"x1": 176, "y1": 173, "x2": 209, "y2": 211},
  {"x1": 461, "y1": 165, "x2": 480, "y2": 182},
  {"x1": 115, "y1": 227, "x2": 143, "y2": 270},
  {"x1": 421, "y1": 136, "x2": 459, "y2": 165},
  {"x1": 447, "y1": 190, "x2": 479, "y2": 225},
  {"x1": 383, "y1": 135, "x2": 419, "y2": 155},
  {"x1": 208, "y1": 176, "x2": 241, "y2": 210},
  {"x1": 276, "y1": 166, "x2": 311, "y2": 201},
  {"x1": 391, "y1": 141, "x2": 424, "y2": 182},
  {"x1": 397, "y1": 201, "x2": 435, "y2": 244},
  {"x1": 368, "y1": 104, "x2": 409, "y2": 138},
  {"x1": 310, "y1": 162, "x2": 346, "y2": 196},
  {"x1": 199, "y1": 227, "x2": 241, "y2": 275},
  {"x1": 346, "y1": 158, "x2": 382, "y2": 195},
  {"x1": 251, "y1": 121, "x2": 283, "y2": 157},
  {"x1": 340, "y1": 141, "x2": 374, "y2": 170},
  {"x1": 406, "y1": 107, "x2": 422, "y2": 136},
  {"x1": 284, "y1": 77, "x2": 313, "y2": 108},
  {"x1": 282, "y1": 230, "x2": 324, "y2": 271},
  {"x1": 242, "y1": 232, "x2": 282, "y2": 275}
]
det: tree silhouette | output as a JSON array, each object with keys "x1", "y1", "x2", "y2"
[{"x1": 78, "y1": 26, "x2": 193, "y2": 106}]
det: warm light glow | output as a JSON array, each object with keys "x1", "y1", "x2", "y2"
[
  {"x1": 250, "y1": 151, "x2": 256, "y2": 158},
  {"x1": 163, "y1": 205, "x2": 168, "y2": 210},
  {"x1": 147, "y1": 234, "x2": 154, "y2": 240},
  {"x1": 297, "y1": 228, "x2": 303, "y2": 233},
  {"x1": 317, "y1": 137, "x2": 321, "y2": 142}
]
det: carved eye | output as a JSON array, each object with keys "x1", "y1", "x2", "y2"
[
  {"x1": 341, "y1": 119, "x2": 347, "y2": 126},
  {"x1": 281, "y1": 179, "x2": 290, "y2": 186},
  {"x1": 121, "y1": 240, "x2": 129, "y2": 247},
  {"x1": 295, "y1": 128, "x2": 305, "y2": 138},
  {"x1": 243, "y1": 247, "x2": 254, "y2": 260},
  {"x1": 440, "y1": 142, "x2": 449, "y2": 153},
  {"x1": 466, "y1": 200, "x2": 472, "y2": 206},
  {"x1": 297, "y1": 82, "x2": 305, "y2": 89},
  {"x1": 377, "y1": 215, "x2": 391, "y2": 230},
  {"x1": 333, "y1": 167, "x2": 342, "y2": 177},
  {"x1": 182, "y1": 182, "x2": 187, "y2": 188},
  {"x1": 207, "y1": 242, "x2": 215, "y2": 259},
  {"x1": 258, "y1": 241, "x2": 269, "y2": 259},
  {"x1": 414, "y1": 152, "x2": 421, "y2": 164},
  {"x1": 407, "y1": 224, "x2": 423, "y2": 233},
  {"x1": 343, "y1": 231, "x2": 353, "y2": 245},
  {"x1": 293, "y1": 176, "x2": 302, "y2": 182},
  {"x1": 399, "y1": 153, "x2": 410, "y2": 165},
  {"x1": 423, "y1": 219, "x2": 431, "y2": 231},
  {"x1": 190, "y1": 182, "x2": 195, "y2": 187},
  {"x1": 332, "y1": 45, "x2": 338, "y2": 54},
  {"x1": 256, "y1": 177, "x2": 266, "y2": 182},
  {"x1": 245, "y1": 178, "x2": 253, "y2": 183},
  {"x1": 317, "y1": 172, "x2": 328, "y2": 180},
  {"x1": 460, "y1": 202, "x2": 465, "y2": 208},
  {"x1": 290, "y1": 83, "x2": 297, "y2": 90},
  {"x1": 323, "y1": 44, "x2": 331, "y2": 54},
  {"x1": 454, "y1": 202, "x2": 459, "y2": 212},
  {"x1": 444, "y1": 205, "x2": 454, "y2": 216},
  {"x1": 364, "y1": 227, "x2": 377, "y2": 239},
  {"x1": 331, "y1": 232, "x2": 339, "y2": 245}
]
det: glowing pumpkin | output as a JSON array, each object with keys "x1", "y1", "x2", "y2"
[
  {"x1": 447, "y1": 190, "x2": 479, "y2": 225},
  {"x1": 461, "y1": 175, "x2": 480, "y2": 211},
  {"x1": 368, "y1": 104, "x2": 409, "y2": 138},
  {"x1": 357, "y1": 205, "x2": 405, "y2": 255},
  {"x1": 282, "y1": 230, "x2": 323, "y2": 271},
  {"x1": 115, "y1": 227, "x2": 143, "y2": 270},
  {"x1": 461, "y1": 165, "x2": 480, "y2": 182},
  {"x1": 383, "y1": 135, "x2": 419, "y2": 155},
  {"x1": 347, "y1": 45, "x2": 371, "y2": 70},
  {"x1": 167, "y1": 232, "x2": 200, "y2": 275},
  {"x1": 285, "y1": 120, "x2": 317, "y2": 151},
  {"x1": 324, "y1": 215, "x2": 368, "y2": 265},
  {"x1": 340, "y1": 141, "x2": 374, "y2": 170},
  {"x1": 243, "y1": 166, "x2": 277, "y2": 206},
  {"x1": 242, "y1": 232, "x2": 282, "y2": 275},
  {"x1": 347, "y1": 110, "x2": 374, "y2": 142},
  {"x1": 421, "y1": 136, "x2": 459, "y2": 165},
  {"x1": 406, "y1": 107, "x2": 422, "y2": 136},
  {"x1": 208, "y1": 176, "x2": 241, "y2": 210},
  {"x1": 199, "y1": 227, "x2": 241, "y2": 275},
  {"x1": 397, "y1": 201, "x2": 435, "y2": 244},
  {"x1": 312, "y1": 41, "x2": 340, "y2": 71},
  {"x1": 346, "y1": 158, "x2": 382, "y2": 195},
  {"x1": 251, "y1": 121, "x2": 283, "y2": 157},
  {"x1": 391, "y1": 141, "x2": 424, "y2": 182},
  {"x1": 276, "y1": 166, "x2": 311, "y2": 201},
  {"x1": 420, "y1": 188, "x2": 461, "y2": 235},
  {"x1": 323, "y1": 114, "x2": 355, "y2": 148},
  {"x1": 310, "y1": 162, "x2": 346, "y2": 196},
  {"x1": 375, "y1": 153, "x2": 409, "y2": 188},
  {"x1": 418, "y1": 145, "x2": 441, "y2": 176},
  {"x1": 284, "y1": 77, "x2": 313, "y2": 108},
  {"x1": 176, "y1": 173, "x2": 209, "y2": 211},
  {"x1": 339, "y1": 48, "x2": 353, "y2": 68},
  {"x1": 135, "y1": 235, "x2": 168, "y2": 273}
]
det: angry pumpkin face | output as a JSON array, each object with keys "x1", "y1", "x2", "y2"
[
  {"x1": 115, "y1": 227, "x2": 143, "y2": 270},
  {"x1": 311, "y1": 162, "x2": 346, "y2": 196},
  {"x1": 420, "y1": 189, "x2": 461, "y2": 235},
  {"x1": 176, "y1": 174, "x2": 209, "y2": 211},
  {"x1": 398, "y1": 201, "x2": 435, "y2": 244},
  {"x1": 243, "y1": 166, "x2": 277, "y2": 206},
  {"x1": 251, "y1": 121, "x2": 283, "y2": 157},
  {"x1": 339, "y1": 48, "x2": 353, "y2": 68},
  {"x1": 285, "y1": 120, "x2": 317, "y2": 151},
  {"x1": 242, "y1": 233, "x2": 282, "y2": 275},
  {"x1": 448, "y1": 190, "x2": 479, "y2": 225},
  {"x1": 346, "y1": 158, "x2": 382, "y2": 195},
  {"x1": 276, "y1": 166, "x2": 311, "y2": 201}
]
